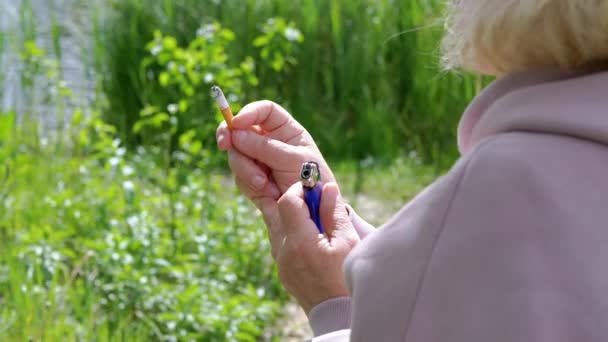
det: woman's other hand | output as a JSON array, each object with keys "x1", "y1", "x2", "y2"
[{"x1": 259, "y1": 181, "x2": 359, "y2": 313}]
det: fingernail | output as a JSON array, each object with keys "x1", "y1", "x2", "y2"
[
  {"x1": 217, "y1": 134, "x2": 225, "y2": 148},
  {"x1": 252, "y1": 175, "x2": 266, "y2": 190}
]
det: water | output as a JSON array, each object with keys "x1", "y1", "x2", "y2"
[{"x1": 0, "y1": 0, "x2": 97, "y2": 129}]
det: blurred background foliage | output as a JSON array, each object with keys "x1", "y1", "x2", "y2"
[
  {"x1": 96, "y1": 0, "x2": 486, "y2": 167},
  {"x1": 0, "y1": 0, "x2": 489, "y2": 340}
]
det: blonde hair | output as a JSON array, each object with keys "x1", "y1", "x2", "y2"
[{"x1": 442, "y1": 1, "x2": 608, "y2": 75}]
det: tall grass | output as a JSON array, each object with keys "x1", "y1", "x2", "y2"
[
  {"x1": 96, "y1": 0, "x2": 485, "y2": 167},
  {"x1": 0, "y1": 30, "x2": 5, "y2": 104}
]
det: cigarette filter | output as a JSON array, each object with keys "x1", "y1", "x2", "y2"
[{"x1": 211, "y1": 85, "x2": 234, "y2": 129}]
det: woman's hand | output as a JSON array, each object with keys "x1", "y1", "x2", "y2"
[
  {"x1": 261, "y1": 181, "x2": 359, "y2": 313},
  {"x1": 215, "y1": 100, "x2": 336, "y2": 207},
  {"x1": 215, "y1": 101, "x2": 357, "y2": 312}
]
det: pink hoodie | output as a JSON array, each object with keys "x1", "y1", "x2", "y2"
[{"x1": 309, "y1": 69, "x2": 608, "y2": 341}]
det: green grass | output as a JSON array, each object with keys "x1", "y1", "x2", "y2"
[{"x1": 333, "y1": 156, "x2": 437, "y2": 226}]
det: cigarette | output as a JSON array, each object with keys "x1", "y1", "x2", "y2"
[{"x1": 211, "y1": 85, "x2": 234, "y2": 130}]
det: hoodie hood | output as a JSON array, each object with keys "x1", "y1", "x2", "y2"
[{"x1": 459, "y1": 68, "x2": 608, "y2": 154}]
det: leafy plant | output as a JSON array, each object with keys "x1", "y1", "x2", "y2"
[
  {"x1": 253, "y1": 18, "x2": 304, "y2": 73},
  {"x1": 0, "y1": 42, "x2": 286, "y2": 341},
  {"x1": 135, "y1": 23, "x2": 257, "y2": 169}
]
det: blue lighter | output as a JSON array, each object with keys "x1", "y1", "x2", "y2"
[{"x1": 300, "y1": 161, "x2": 324, "y2": 234}]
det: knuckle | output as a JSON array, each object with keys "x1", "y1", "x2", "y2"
[
  {"x1": 260, "y1": 99, "x2": 275, "y2": 108},
  {"x1": 344, "y1": 235, "x2": 359, "y2": 250}
]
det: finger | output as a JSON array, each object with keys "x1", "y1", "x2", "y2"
[
  {"x1": 277, "y1": 182, "x2": 319, "y2": 240},
  {"x1": 232, "y1": 130, "x2": 307, "y2": 170},
  {"x1": 256, "y1": 196, "x2": 284, "y2": 260},
  {"x1": 234, "y1": 179, "x2": 283, "y2": 260},
  {"x1": 216, "y1": 121, "x2": 232, "y2": 151},
  {"x1": 233, "y1": 100, "x2": 301, "y2": 133},
  {"x1": 319, "y1": 183, "x2": 357, "y2": 242},
  {"x1": 233, "y1": 101, "x2": 307, "y2": 144},
  {"x1": 230, "y1": 151, "x2": 281, "y2": 200}
]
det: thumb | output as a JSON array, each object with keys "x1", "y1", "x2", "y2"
[
  {"x1": 231, "y1": 130, "x2": 305, "y2": 170},
  {"x1": 320, "y1": 183, "x2": 358, "y2": 242}
]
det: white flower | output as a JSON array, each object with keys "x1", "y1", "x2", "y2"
[
  {"x1": 116, "y1": 147, "x2": 126, "y2": 157},
  {"x1": 203, "y1": 73, "x2": 214, "y2": 83},
  {"x1": 224, "y1": 273, "x2": 237, "y2": 283},
  {"x1": 124, "y1": 254, "x2": 134, "y2": 265},
  {"x1": 109, "y1": 157, "x2": 120, "y2": 167},
  {"x1": 284, "y1": 27, "x2": 302, "y2": 42},
  {"x1": 166, "y1": 321, "x2": 177, "y2": 331},
  {"x1": 50, "y1": 252, "x2": 61, "y2": 261},
  {"x1": 32, "y1": 246, "x2": 43, "y2": 256},
  {"x1": 196, "y1": 24, "x2": 215, "y2": 39},
  {"x1": 111, "y1": 253, "x2": 120, "y2": 261},
  {"x1": 79, "y1": 165, "x2": 88, "y2": 175},
  {"x1": 127, "y1": 215, "x2": 139, "y2": 228},
  {"x1": 123, "y1": 180, "x2": 135, "y2": 192},
  {"x1": 167, "y1": 103, "x2": 179, "y2": 114},
  {"x1": 122, "y1": 165, "x2": 135, "y2": 176},
  {"x1": 151, "y1": 45, "x2": 162, "y2": 56},
  {"x1": 140, "y1": 276, "x2": 148, "y2": 285}
]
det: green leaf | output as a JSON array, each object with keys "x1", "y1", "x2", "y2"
[
  {"x1": 159, "y1": 72, "x2": 170, "y2": 87},
  {"x1": 162, "y1": 36, "x2": 178, "y2": 50},
  {"x1": 0, "y1": 111, "x2": 15, "y2": 141},
  {"x1": 140, "y1": 105, "x2": 159, "y2": 117},
  {"x1": 178, "y1": 99, "x2": 189, "y2": 113},
  {"x1": 252, "y1": 35, "x2": 270, "y2": 47},
  {"x1": 151, "y1": 113, "x2": 170, "y2": 127},
  {"x1": 271, "y1": 54, "x2": 285, "y2": 71},
  {"x1": 133, "y1": 120, "x2": 145, "y2": 133}
]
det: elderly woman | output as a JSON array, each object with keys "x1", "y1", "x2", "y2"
[{"x1": 216, "y1": 1, "x2": 608, "y2": 341}]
